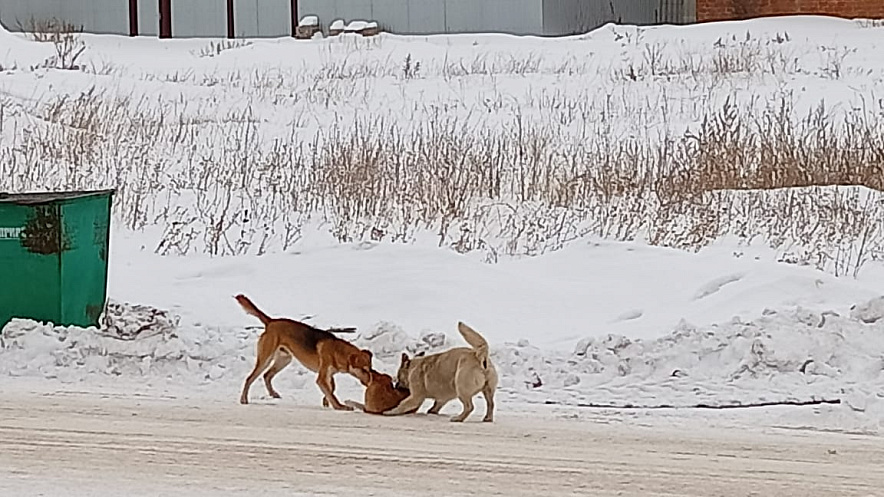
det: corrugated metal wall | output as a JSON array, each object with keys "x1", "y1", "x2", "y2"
[
  {"x1": 171, "y1": 0, "x2": 226, "y2": 37},
  {"x1": 234, "y1": 0, "x2": 292, "y2": 38},
  {"x1": 541, "y1": 0, "x2": 694, "y2": 35},
  {"x1": 0, "y1": 0, "x2": 695, "y2": 38},
  {"x1": 137, "y1": 1, "x2": 159, "y2": 36},
  {"x1": 297, "y1": 0, "x2": 544, "y2": 35},
  {"x1": 541, "y1": 0, "x2": 617, "y2": 36},
  {"x1": 0, "y1": 0, "x2": 129, "y2": 35}
]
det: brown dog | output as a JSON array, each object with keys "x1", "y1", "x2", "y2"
[
  {"x1": 344, "y1": 368, "x2": 418, "y2": 415},
  {"x1": 235, "y1": 294, "x2": 373, "y2": 410}
]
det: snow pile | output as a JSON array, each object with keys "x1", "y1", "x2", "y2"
[
  {"x1": 0, "y1": 22, "x2": 55, "y2": 69},
  {"x1": 353, "y1": 321, "x2": 448, "y2": 359},
  {"x1": 850, "y1": 296, "x2": 884, "y2": 324},
  {"x1": 345, "y1": 21, "x2": 369, "y2": 32},
  {"x1": 99, "y1": 300, "x2": 180, "y2": 341},
  {"x1": 0, "y1": 301, "x2": 246, "y2": 382},
  {"x1": 2, "y1": 297, "x2": 882, "y2": 431},
  {"x1": 494, "y1": 305, "x2": 884, "y2": 409},
  {"x1": 0, "y1": 308, "x2": 446, "y2": 385},
  {"x1": 298, "y1": 15, "x2": 319, "y2": 27}
]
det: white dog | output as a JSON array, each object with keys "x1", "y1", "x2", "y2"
[{"x1": 384, "y1": 322, "x2": 498, "y2": 422}]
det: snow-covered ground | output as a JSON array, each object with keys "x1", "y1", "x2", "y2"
[
  {"x1": 5, "y1": 388, "x2": 882, "y2": 497},
  {"x1": 2, "y1": 14, "x2": 884, "y2": 445},
  {"x1": 2, "y1": 230, "x2": 884, "y2": 435}
]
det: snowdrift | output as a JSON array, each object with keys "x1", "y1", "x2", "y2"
[
  {"x1": 0, "y1": 22, "x2": 54, "y2": 69},
  {"x1": 2, "y1": 297, "x2": 882, "y2": 432}
]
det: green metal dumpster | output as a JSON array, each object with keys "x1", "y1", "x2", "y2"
[{"x1": 0, "y1": 189, "x2": 113, "y2": 329}]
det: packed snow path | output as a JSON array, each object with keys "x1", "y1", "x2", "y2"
[{"x1": 1, "y1": 389, "x2": 882, "y2": 496}]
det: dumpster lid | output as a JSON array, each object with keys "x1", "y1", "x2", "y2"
[{"x1": 0, "y1": 189, "x2": 115, "y2": 205}]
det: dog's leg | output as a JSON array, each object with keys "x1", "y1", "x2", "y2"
[
  {"x1": 343, "y1": 400, "x2": 365, "y2": 411},
  {"x1": 321, "y1": 375, "x2": 335, "y2": 408},
  {"x1": 316, "y1": 369, "x2": 352, "y2": 411},
  {"x1": 450, "y1": 395, "x2": 475, "y2": 422},
  {"x1": 427, "y1": 397, "x2": 453, "y2": 415},
  {"x1": 481, "y1": 385, "x2": 495, "y2": 422},
  {"x1": 241, "y1": 338, "x2": 275, "y2": 405},
  {"x1": 384, "y1": 394, "x2": 425, "y2": 415},
  {"x1": 263, "y1": 351, "x2": 291, "y2": 399}
]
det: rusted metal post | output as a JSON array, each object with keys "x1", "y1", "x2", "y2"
[
  {"x1": 159, "y1": 0, "x2": 172, "y2": 38},
  {"x1": 128, "y1": 0, "x2": 138, "y2": 36},
  {"x1": 227, "y1": 0, "x2": 235, "y2": 38}
]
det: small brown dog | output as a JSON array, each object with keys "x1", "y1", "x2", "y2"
[
  {"x1": 345, "y1": 368, "x2": 417, "y2": 415},
  {"x1": 235, "y1": 294, "x2": 373, "y2": 410}
]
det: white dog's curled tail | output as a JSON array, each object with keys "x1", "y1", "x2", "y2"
[{"x1": 458, "y1": 322, "x2": 491, "y2": 369}]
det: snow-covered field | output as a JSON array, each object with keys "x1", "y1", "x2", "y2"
[{"x1": 2, "y1": 14, "x2": 884, "y2": 479}]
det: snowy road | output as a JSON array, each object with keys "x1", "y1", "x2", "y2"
[{"x1": 1, "y1": 390, "x2": 882, "y2": 496}]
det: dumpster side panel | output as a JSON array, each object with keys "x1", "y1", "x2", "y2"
[
  {"x1": 0, "y1": 203, "x2": 62, "y2": 328},
  {"x1": 59, "y1": 194, "x2": 112, "y2": 328}
]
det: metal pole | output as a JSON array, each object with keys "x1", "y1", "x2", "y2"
[
  {"x1": 129, "y1": 0, "x2": 139, "y2": 36},
  {"x1": 227, "y1": 0, "x2": 235, "y2": 38},
  {"x1": 159, "y1": 0, "x2": 172, "y2": 38}
]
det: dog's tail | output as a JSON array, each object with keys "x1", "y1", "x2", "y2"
[
  {"x1": 458, "y1": 322, "x2": 491, "y2": 369},
  {"x1": 235, "y1": 294, "x2": 272, "y2": 326},
  {"x1": 326, "y1": 327, "x2": 357, "y2": 334}
]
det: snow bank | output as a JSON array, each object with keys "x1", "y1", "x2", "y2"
[
  {"x1": 0, "y1": 22, "x2": 55, "y2": 69},
  {"x1": 2, "y1": 297, "x2": 882, "y2": 432},
  {"x1": 850, "y1": 296, "x2": 884, "y2": 324}
]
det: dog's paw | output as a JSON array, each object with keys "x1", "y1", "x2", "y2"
[
  {"x1": 482, "y1": 416, "x2": 494, "y2": 423},
  {"x1": 334, "y1": 404, "x2": 354, "y2": 411},
  {"x1": 239, "y1": 398, "x2": 249, "y2": 405},
  {"x1": 450, "y1": 417, "x2": 465, "y2": 423},
  {"x1": 270, "y1": 392, "x2": 281, "y2": 399}
]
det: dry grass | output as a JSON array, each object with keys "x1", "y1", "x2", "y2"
[
  {"x1": 2, "y1": 88, "x2": 880, "y2": 275},
  {"x1": 194, "y1": 40, "x2": 253, "y2": 58},
  {"x1": 0, "y1": 34, "x2": 882, "y2": 276},
  {"x1": 18, "y1": 17, "x2": 86, "y2": 70},
  {"x1": 856, "y1": 19, "x2": 884, "y2": 29}
]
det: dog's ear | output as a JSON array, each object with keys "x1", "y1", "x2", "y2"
[
  {"x1": 415, "y1": 351, "x2": 425, "y2": 357},
  {"x1": 400, "y1": 352, "x2": 410, "y2": 366}
]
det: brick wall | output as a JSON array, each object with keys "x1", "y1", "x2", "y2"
[{"x1": 697, "y1": 0, "x2": 884, "y2": 22}]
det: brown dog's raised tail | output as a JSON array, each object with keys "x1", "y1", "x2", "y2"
[{"x1": 235, "y1": 294, "x2": 272, "y2": 325}]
